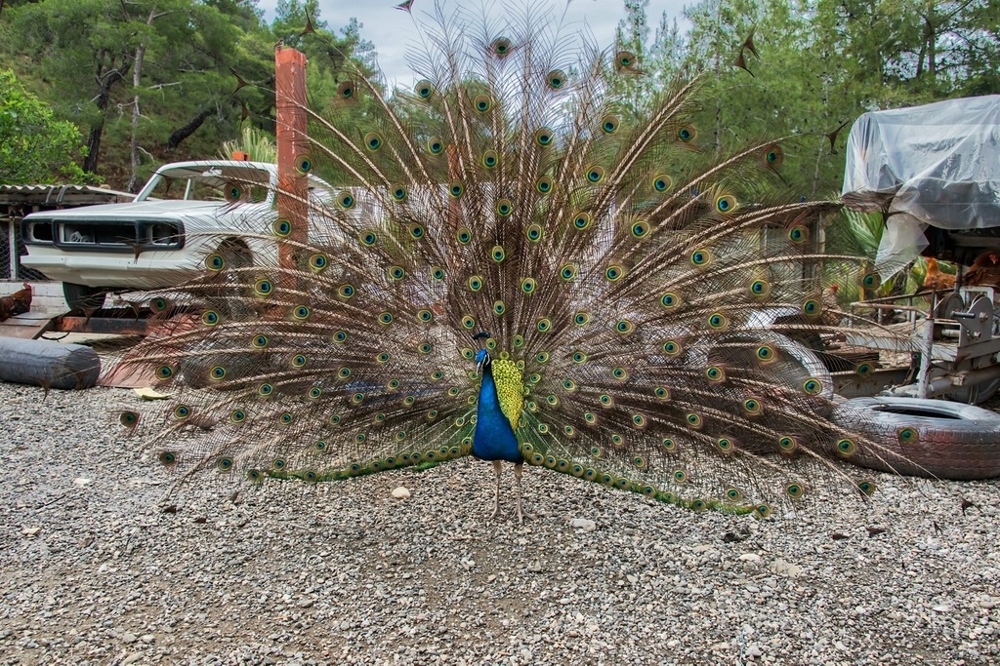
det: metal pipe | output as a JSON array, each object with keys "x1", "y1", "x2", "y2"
[{"x1": 916, "y1": 299, "x2": 934, "y2": 399}]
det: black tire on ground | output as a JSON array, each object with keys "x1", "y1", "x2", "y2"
[
  {"x1": 62, "y1": 282, "x2": 107, "y2": 311},
  {"x1": 0, "y1": 337, "x2": 100, "y2": 389},
  {"x1": 831, "y1": 397, "x2": 1000, "y2": 480}
]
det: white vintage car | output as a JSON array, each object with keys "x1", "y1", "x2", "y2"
[{"x1": 19, "y1": 160, "x2": 334, "y2": 309}]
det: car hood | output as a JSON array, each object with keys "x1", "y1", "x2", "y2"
[{"x1": 23, "y1": 199, "x2": 267, "y2": 221}]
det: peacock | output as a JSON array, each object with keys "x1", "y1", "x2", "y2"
[{"x1": 111, "y1": 4, "x2": 913, "y2": 523}]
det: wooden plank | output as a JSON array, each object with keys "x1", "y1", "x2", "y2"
[{"x1": 0, "y1": 312, "x2": 52, "y2": 339}]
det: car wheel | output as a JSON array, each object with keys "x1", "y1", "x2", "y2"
[
  {"x1": 180, "y1": 238, "x2": 260, "y2": 388},
  {"x1": 831, "y1": 396, "x2": 1000, "y2": 480},
  {"x1": 63, "y1": 282, "x2": 107, "y2": 311},
  {"x1": 217, "y1": 238, "x2": 253, "y2": 270},
  {"x1": 205, "y1": 238, "x2": 257, "y2": 315}
]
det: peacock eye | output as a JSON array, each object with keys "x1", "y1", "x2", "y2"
[
  {"x1": 273, "y1": 219, "x2": 291, "y2": 237},
  {"x1": 715, "y1": 194, "x2": 737, "y2": 213},
  {"x1": 294, "y1": 155, "x2": 312, "y2": 174},
  {"x1": 534, "y1": 128, "x2": 554, "y2": 146},
  {"x1": 472, "y1": 95, "x2": 493, "y2": 113},
  {"x1": 415, "y1": 79, "x2": 434, "y2": 99}
]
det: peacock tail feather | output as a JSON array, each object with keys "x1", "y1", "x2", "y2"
[{"x1": 110, "y1": 4, "x2": 915, "y2": 517}]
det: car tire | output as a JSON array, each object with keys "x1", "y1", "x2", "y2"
[
  {"x1": 217, "y1": 238, "x2": 252, "y2": 270},
  {"x1": 203, "y1": 238, "x2": 257, "y2": 316},
  {"x1": 62, "y1": 282, "x2": 107, "y2": 311},
  {"x1": 181, "y1": 239, "x2": 256, "y2": 388},
  {"x1": 831, "y1": 396, "x2": 1000, "y2": 480}
]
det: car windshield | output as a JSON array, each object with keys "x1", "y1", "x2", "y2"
[{"x1": 137, "y1": 165, "x2": 273, "y2": 203}]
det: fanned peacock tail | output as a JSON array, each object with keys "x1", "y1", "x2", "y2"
[{"x1": 110, "y1": 4, "x2": 915, "y2": 518}]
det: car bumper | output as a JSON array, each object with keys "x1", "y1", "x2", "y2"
[{"x1": 21, "y1": 250, "x2": 202, "y2": 289}]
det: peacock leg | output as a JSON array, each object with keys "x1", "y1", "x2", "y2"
[
  {"x1": 490, "y1": 460, "x2": 503, "y2": 519},
  {"x1": 514, "y1": 463, "x2": 525, "y2": 524}
]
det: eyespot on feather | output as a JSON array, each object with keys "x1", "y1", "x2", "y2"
[
  {"x1": 615, "y1": 50, "x2": 636, "y2": 70},
  {"x1": 762, "y1": 143, "x2": 784, "y2": 168},
  {"x1": 336, "y1": 80, "x2": 355, "y2": 101}
]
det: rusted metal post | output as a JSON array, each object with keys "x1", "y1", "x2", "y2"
[{"x1": 275, "y1": 47, "x2": 309, "y2": 281}]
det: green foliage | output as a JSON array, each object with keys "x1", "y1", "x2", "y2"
[
  {"x1": 613, "y1": 0, "x2": 997, "y2": 196},
  {"x1": 0, "y1": 0, "x2": 373, "y2": 189},
  {"x1": 836, "y1": 209, "x2": 922, "y2": 299},
  {"x1": 0, "y1": 0, "x2": 995, "y2": 190},
  {"x1": 0, "y1": 70, "x2": 87, "y2": 184},
  {"x1": 219, "y1": 125, "x2": 277, "y2": 163}
]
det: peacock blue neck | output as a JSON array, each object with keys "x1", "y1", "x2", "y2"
[{"x1": 472, "y1": 363, "x2": 524, "y2": 463}]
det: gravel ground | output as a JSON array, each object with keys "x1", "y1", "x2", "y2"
[{"x1": 1, "y1": 379, "x2": 998, "y2": 666}]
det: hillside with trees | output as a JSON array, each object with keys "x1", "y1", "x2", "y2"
[{"x1": 0, "y1": 0, "x2": 995, "y2": 192}]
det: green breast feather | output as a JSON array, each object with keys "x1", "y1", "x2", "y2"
[{"x1": 490, "y1": 358, "x2": 524, "y2": 431}]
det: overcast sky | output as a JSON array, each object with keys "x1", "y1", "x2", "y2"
[{"x1": 256, "y1": 1, "x2": 690, "y2": 86}]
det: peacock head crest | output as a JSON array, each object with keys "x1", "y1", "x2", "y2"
[{"x1": 473, "y1": 332, "x2": 492, "y2": 373}]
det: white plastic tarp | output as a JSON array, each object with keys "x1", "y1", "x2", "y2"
[{"x1": 841, "y1": 95, "x2": 1000, "y2": 274}]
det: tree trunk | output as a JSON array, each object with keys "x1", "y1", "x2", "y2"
[
  {"x1": 83, "y1": 122, "x2": 105, "y2": 174},
  {"x1": 812, "y1": 69, "x2": 831, "y2": 195},
  {"x1": 127, "y1": 42, "x2": 147, "y2": 193},
  {"x1": 83, "y1": 54, "x2": 131, "y2": 175},
  {"x1": 164, "y1": 108, "x2": 214, "y2": 151},
  {"x1": 127, "y1": 7, "x2": 158, "y2": 193},
  {"x1": 925, "y1": 11, "x2": 937, "y2": 79}
]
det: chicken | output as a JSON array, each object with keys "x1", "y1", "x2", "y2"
[
  {"x1": 820, "y1": 283, "x2": 846, "y2": 338},
  {"x1": 823, "y1": 283, "x2": 840, "y2": 307},
  {"x1": 922, "y1": 257, "x2": 957, "y2": 291},
  {"x1": 0, "y1": 283, "x2": 32, "y2": 322},
  {"x1": 963, "y1": 251, "x2": 1000, "y2": 287}
]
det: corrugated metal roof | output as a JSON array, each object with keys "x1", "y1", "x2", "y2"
[{"x1": 0, "y1": 184, "x2": 134, "y2": 202}]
